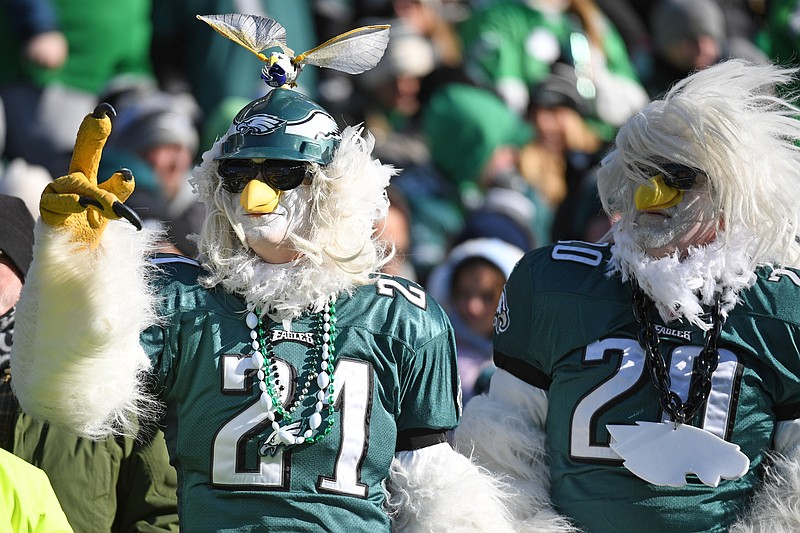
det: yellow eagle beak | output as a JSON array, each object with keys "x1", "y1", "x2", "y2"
[
  {"x1": 634, "y1": 175, "x2": 684, "y2": 210},
  {"x1": 240, "y1": 179, "x2": 281, "y2": 214}
]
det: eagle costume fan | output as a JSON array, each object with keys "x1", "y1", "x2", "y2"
[
  {"x1": 454, "y1": 59, "x2": 800, "y2": 532},
  {"x1": 10, "y1": 13, "x2": 514, "y2": 532}
]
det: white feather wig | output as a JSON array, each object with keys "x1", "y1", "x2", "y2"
[
  {"x1": 597, "y1": 60, "x2": 800, "y2": 327},
  {"x1": 191, "y1": 125, "x2": 395, "y2": 322}
]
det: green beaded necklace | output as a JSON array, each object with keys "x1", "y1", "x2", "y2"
[{"x1": 246, "y1": 298, "x2": 337, "y2": 451}]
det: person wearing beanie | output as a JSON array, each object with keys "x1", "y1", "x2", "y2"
[
  {"x1": 0, "y1": 194, "x2": 34, "y2": 283},
  {"x1": 519, "y1": 62, "x2": 608, "y2": 233},
  {"x1": 0, "y1": 196, "x2": 75, "y2": 532},
  {"x1": 426, "y1": 237, "x2": 526, "y2": 402},
  {"x1": 0, "y1": 192, "x2": 181, "y2": 531},
  {"x1": 645, "y1": 0, "x2": 768, "y2": 97},
  {"x1": 423, "y1": 83, "x2": 533, "y2": 193},
  {"x1": 11, "y1": 13, "x2": 517, "y2": 531},
  {"x1": 0, "y1": 194, "x2": 34, "y2": 377},
  {"x1": 0, "y1": 192, "x2": 180, "y2": 532}
]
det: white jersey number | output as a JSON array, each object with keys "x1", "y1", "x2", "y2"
[
  {"x1": 212, "y1": 355, "x2": 373, "y2": 496},
  {"x1": 570, "y1": 337, "x2": 740, "y2": 462}
]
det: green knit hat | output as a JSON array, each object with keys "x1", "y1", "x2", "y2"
[{"x1": 422, "y1": 84, "x2": 533, "y2": 186}]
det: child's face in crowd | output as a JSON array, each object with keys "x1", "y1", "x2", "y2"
[{"x1": 451, "y1": 259, "x2": 506, "y2": 337}]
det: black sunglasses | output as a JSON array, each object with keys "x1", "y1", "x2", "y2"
[
  {"x1": 652, "y1": 162, "x2": 704, "y2": 190},
  {"x1": 217, "y1": 160, "x2": 308, "y2": 193}
]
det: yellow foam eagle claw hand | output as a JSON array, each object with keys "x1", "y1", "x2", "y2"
[{"x1": 40, "y1": 103, "x2": 143, "y2": 247}]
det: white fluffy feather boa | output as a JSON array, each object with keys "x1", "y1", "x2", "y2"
[
  {"x1": 730, "y1": 449, "x2": 800, "y2": 532},
  {"x1": 385, "y1": 442, "x2": 518, "y2": 532},
  {"x1": 606, "y1": 225, "x2": 758, "y2": 330},
  {"x1": 453, "y1": 370, "x2": 581, "y2": 532},
  {"x1": 11, "y1": 221, "x2": 160, "y2": 438}
]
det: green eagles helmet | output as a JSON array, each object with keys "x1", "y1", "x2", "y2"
[{"x1": 217, "y1": 88, "x2": 341, "y2": 164}]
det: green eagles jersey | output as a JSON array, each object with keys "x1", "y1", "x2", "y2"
[
  {"x1": 141, "y1": 255, "x2": 460, "y2": 532},
  {"x1": 494, "y1": 241, "x2": 800, "y2": 533}
]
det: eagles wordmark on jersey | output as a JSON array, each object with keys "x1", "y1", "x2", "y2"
[{"x1": 494, "y1": 240, "x2": 800, "y2": 533}]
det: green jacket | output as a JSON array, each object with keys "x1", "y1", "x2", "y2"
[{"x1": 5, "y1": 407, "x2": 178, "y2": 533}]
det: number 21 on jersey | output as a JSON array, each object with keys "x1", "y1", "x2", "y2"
[{"x1": 212, "y1": 354, "x2": 373, "y2": 496}]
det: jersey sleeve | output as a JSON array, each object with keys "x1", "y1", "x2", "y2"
[
  {"x1": 395, "y1": 302, "x2": 461, "y2": 439},
  {"x1": 492, "y1": 253, "x2": 552, "y2": 389},
  {"x1": 138, "y1": 255, "x2": 203, "y2": 393},
  {"x1": 140, "y1": 323, "x2": 171, "y2": 392}
]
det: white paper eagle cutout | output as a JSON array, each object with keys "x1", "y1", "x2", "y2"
[
  {"x1": 607, "y1": 421, "x2": 750, "y2": 487},
  {"x1": 197, "y1": 13, "x2": 390, "y2": 88}
]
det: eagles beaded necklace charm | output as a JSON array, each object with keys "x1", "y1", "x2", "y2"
[
  {"x1": 606, "y1": 283, "x2": 749, "y2": 487},
  {"x1": 245, "y1": 298, "x2": 337, "y2": 455}
]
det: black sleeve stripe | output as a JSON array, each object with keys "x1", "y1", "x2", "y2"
[
  {"x1": 395, "y1": 428, "x2": 449, "y2": 452},
  {"x1": 775, "y1": 403, "x2": 800, "y2": 421},
  {"x1": 494, "y1": 350, "x2": 552, "y2": 390}
]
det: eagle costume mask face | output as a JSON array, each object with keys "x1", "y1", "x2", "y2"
[
  {"x1": 628, "y1": 164, "x2": 719, "y2": 258},
  {"x1": 596, "y1": 60, "x2": 800, "y2": 329},
  {"x1": 214, "y1": 89, "x2": 340, "y2": 264},
  {"x1": 191, "y1": 88, "x2": 394, "y2": 322},
  {"x1": 226, "y1": 180, "x2": 313, "y2": 264}
]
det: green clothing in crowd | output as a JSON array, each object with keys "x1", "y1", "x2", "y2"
[
  {"x1": 0, "y1": 0, "x2": 152, "y2": 94},
  {"x1": 7, "y1": 413, "x2": 179, "y2": 533},
  {"x1": 0, "y1": 373, "x2": 178, "y2": 532}
]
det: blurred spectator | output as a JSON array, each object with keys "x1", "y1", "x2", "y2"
[
  {"x1": 594, "y1": 0, "x2": 653, "y2": 79},
  {"x1": 762, "y1": 0, "x2": 800, "y2": 96},
  {"x1": 555, "y1": 166, "x2": 615, "y2": 242},
  {"x1": 349, "y1": 20, "x2": 438, "y2": 167},
  {"x1": 391, "y1": 0, "x2": 465, "y2": 67},
  {"x1": 0, "y1": 90, "x2": 51, "y2": 218},
  {"x1": 321, "y1": 0, "x2": 465, "y2": 143},
  {"x1": 644, "y1": 0, "x2": 768, "y2": 97},
  {"x1": 0, "y1": 0, "x2": 154, "y2": 178},
  {"x1": 0, "y1": 193, "x2": 180, "y2": 533},
  {"x1": 315, "y1": 0, "x2": 464, "y2": 64},
  {"x1": 456, "y1": 186, "x2": 538, "y2": 252},
  {"x1": 99, "y1": 85, "x2": 205, "y2": 257},
  {"x1": 458, "y1": 0, "x2": 648, "y2": 142},
  {"x1": 377, "y1": 185, "x2": 418, "y2": 281},
  {"x1": 519, "y1": 62, "x2": 607, "y2": 213},
  {"x1": 627, "y1": 0, "x2": 768, "y2": 51},
  {"x1": 396, "y1": 81, "x2": 550, "y2": 283},
  {"x1": 426, "y1": 237, "x2": 525, "y2": 401},
  {"x1": 0, "y1": 158, "x2": 51, "y2": 219}
]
